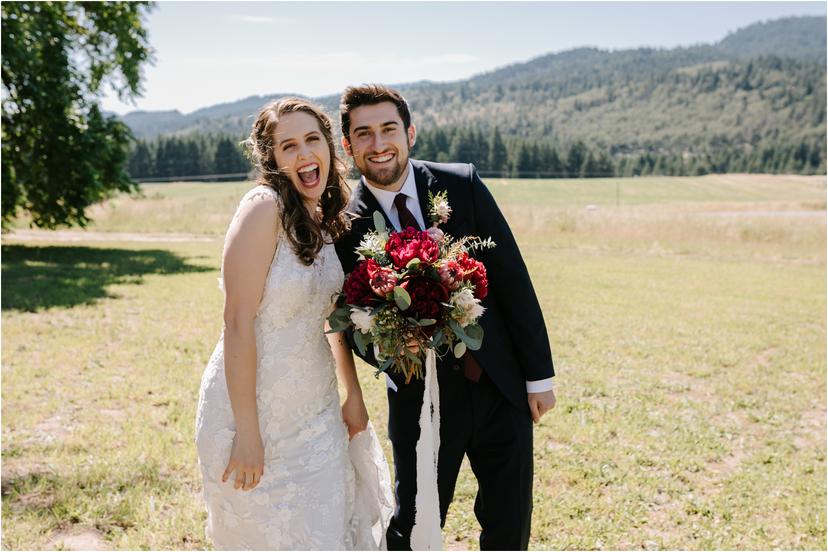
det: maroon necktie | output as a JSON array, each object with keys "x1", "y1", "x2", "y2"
[
  {"x1": 393, "y1": 193, "x2": 421, "y2": 231},
  {"x1": 463, "y1": 352, "x2": 482, "y2": 382}
]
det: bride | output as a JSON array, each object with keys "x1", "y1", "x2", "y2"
[{"x1": 195, "y1": 97, "x2": 392, "y2": 550}]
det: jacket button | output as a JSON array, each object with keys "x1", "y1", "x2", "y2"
[{"x1": 452, "y1": 364, "x2": 460, "y2": 371}]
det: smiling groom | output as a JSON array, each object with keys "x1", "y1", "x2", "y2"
[{"x1": 334, "y1": 84, "x2": 556, "y2": 551}]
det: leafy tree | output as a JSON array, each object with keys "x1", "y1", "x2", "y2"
[{"x1": 1, "y1": 2, "x2": 154, "y2": 228}]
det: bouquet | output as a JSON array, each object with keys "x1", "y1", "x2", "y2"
[{"x1": 327, "y1": 191, "x2": 495, "y2": 383}]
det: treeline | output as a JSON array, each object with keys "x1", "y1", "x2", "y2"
[
  {"x1": 127, "y1": 125, "x2": 825, "y2": 181},
  {"x1": 412, "y1": 126, "x2": 826, "y2": 177},
  {"x1": 128, "y1": 135, "x2": 250, "y2": 179}
]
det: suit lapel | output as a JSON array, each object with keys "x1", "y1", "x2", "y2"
[
  {"x1": 412, "y1": 160, "x2": 438, "y2": 229},
  {"x1": 411, "y1": 159, "x2": 464, "y2": 235},
  {"x1": 351, "y1": 179, "x2": 393, "y2": 232}
]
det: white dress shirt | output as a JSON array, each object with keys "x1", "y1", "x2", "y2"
[
  {"x1": 362, "y1": 163, "x2": 554, "y2": 394},
  {"x1": 361, "y1": 163, "x2": 426, "y2": 231}
]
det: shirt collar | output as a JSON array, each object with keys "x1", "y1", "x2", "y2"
[{"x1": 362, "y1": 161, "x2": 417, "y2": 214}]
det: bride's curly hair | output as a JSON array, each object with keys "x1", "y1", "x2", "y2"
[{"x1": 244, "y1": 98, "x2": 350, "y2": 265}]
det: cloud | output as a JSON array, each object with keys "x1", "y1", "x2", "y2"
[{"x1": 231, "y1": 15, "x2": 295, "y2": 25}]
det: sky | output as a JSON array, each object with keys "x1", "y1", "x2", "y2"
[{"x1": 101, "y1": 1, "x2": 827, "y2": 115}]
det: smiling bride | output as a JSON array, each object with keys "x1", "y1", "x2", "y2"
[{"x1": 194, "y1": 98, "x2": 392, "y2": 550}]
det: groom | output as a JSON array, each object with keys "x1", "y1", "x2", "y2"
[{"x1": 335, "y1": 84, "x2": 556, "y2": 551}]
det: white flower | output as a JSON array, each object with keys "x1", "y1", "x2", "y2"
[
  {"x1": 434, "y1": 199, "x2": 452, "y2": 224},
  {"x1": 349, "y1": 307, "x2": 374, "y2": 333},
  {"x1": 357, "y1": 231, "x2": 388, "y2": 259},
  {"x1": 450, "y1": 288, "x2": 485, "y2": 327}
]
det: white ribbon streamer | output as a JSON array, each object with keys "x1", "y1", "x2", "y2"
[{"x1": 410, "y1": 348, "x2": 443, "y2": 550}]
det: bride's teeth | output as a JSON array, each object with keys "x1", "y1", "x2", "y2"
[{"x1": 298, "y1": 164, "x2": 318, "y2": 173}]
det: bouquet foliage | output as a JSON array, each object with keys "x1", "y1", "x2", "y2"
[{"x1": 327, "y1": 191, "x2": 495, "y2": 382}]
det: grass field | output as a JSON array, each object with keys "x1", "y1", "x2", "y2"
[{"x1": 2, "y1": 175, "x2": 826, "y2": 550}]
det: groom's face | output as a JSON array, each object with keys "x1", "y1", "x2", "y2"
[{"x1": 342, "y1": 102, "x2": 416, "y2": 191}]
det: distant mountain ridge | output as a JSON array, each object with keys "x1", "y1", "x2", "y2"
[{"x1": 121, "y1": 15, "x2": 827, "y2": 152}]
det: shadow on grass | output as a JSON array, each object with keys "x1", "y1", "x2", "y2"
[{"x1": 1, "y1": 245, "x2": 212, "y2": 312}]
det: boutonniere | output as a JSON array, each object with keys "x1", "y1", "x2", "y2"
[
  {"x1": 425, "y1": 190, "x2": 452, "y2": 244},
  {"x1": 427, "y1": 190, "x2": 452, "y2": 226}
]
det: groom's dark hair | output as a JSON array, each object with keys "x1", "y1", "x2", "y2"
[{"x1": 340, "y1": 84, "x2": 411, "y2": 139}]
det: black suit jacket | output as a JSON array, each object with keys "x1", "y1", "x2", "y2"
[{"x1": 335, "y1": 159, "x2": 554, "y2": 412}]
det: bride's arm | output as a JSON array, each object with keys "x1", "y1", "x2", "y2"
[
  {"x1": 327, "y1": 325, "x2": 369, "y2": 439},
  {"x1": 221, "y1": 194, "x2": 279, "y2": 490}
]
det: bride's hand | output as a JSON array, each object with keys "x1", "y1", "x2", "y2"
[
  {"x1": 342, "y1": 391, "x2": 369, "y2": 440},
  {"x1": 222, "y1": 431, "x2": 264, "y2": 491}
]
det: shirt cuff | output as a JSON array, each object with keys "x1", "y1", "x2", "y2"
[{"x1": 526, "y1": 378, "x2": 554, "y2": 393}]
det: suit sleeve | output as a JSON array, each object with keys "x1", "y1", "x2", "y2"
[{"x1": 469, "y1": 165, "x2": 555, "y2": 381}]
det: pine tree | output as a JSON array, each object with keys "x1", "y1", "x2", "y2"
[{"x1": 488, "y1": 127, "x2": 508, "y2": 176}]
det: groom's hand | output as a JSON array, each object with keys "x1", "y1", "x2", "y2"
[{"x1": 528, "y1": 389, "x2": 556, "y2": 424}]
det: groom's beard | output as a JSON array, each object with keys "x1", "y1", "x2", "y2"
[{"x1": 358, "y1": 147, "x2": 409, "y2": 187}]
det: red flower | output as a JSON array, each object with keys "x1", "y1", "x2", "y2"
[
  {"x1": 457, "y1": 253, "x2": 489, "y2": 300},
  {"x1": 385, "y1": 227, "x2": 440, "y2": 270},
  {"x1": 366, "y1": 259, "x2": 397, "y2": 296},
  {"x1": 343, "y1": 260, "x2": 376, "y2": 306},
  {"x1": 437, "y1": 260, "x2": 463, "y2": 290},
  {"x1": 400, "y1": 276, "x2": 449, "y2": 323}
]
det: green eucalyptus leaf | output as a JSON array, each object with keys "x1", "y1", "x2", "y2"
[
  {"x1": 382, "y1": 356, "x2": 395, "y2": 371},
  {"x1": 404, "y1": 349, "x2": 423, "y2": 366},
  {"x1": 430, "y1": 329, "x2": 444, "y2": 348},
  {"x1": 394, "y1": 286, "x2": 411, "y2": 311},
  {"x1": 419, "y1": 318, "x2": 436, "y2": 326},
  {"x1": 448, "y1": 319, "x2": 483, "y2": 350},
  {"x1": 373, "y1": 211, "x2": 386, "y2": 232},
  {"x1": 353, "y1": 330, "x2": 368, "y2": 357},
  {"x1": 453, "y1": 341, "x2": 467, "y2": 358}
]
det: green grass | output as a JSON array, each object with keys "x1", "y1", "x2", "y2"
[{"x1": 2, "y1": 175, "x2": 825, "y2": 550}]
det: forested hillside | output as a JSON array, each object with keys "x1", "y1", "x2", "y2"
[{"x1": 125, "y1": 16, "x2": 826, "y2": 178}]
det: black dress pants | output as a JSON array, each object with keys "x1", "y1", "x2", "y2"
[{"x1": 385, "y1": 364, "x2": 534, "y2": 551}]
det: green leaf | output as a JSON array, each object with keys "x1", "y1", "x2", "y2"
[
  {"x1": 404, "y1": 349, "x2": 422, "y2": 366},
  {"x1": 353, "y1": 330, "x2": 368, "y2": 357},
  {"x1": 374, "y1": 356, "x2": 395, "y2": 378},
  {"x1": 465, "y1": 324, "x2": 484, "y2": 343},
  {"x1": 373, "y1": 211, "x2": 386, "y2": 233},
  {"x1": 406, "y1": 258, "x2": 421, "y2": 269},
  {"x1": 430, "y1": 329, "x2": 444, "y2": 348},
  {"x1": 453, "y1": 341, "x2": 467, "y2": 358},
  {"x1": 380, "y1": 356, "x2": 395, "y2": 372},
  {"x1": 419, "y1": 318, "x2": 436, "y2": 326},
  {"x1": 394, "y1": 286, "x2": 411, "y2": 311},
  {"x1": 448, "y1": 319, "x2": 483, "y2": 350},
  {"x1": 325, "y1": 314, "x2": 351, "y2": 333}
]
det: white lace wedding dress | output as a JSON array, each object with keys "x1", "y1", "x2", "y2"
[{"x1": 195, "y1": 186, "x2": 393, "y2": 550}]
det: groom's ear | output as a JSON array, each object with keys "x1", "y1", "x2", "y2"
[
  {"x1": 407, "y1": 124, "x2": 416, "y2": 149},
  {"x1": 341, "y1": 136, "x2": 353, "y2": 157}
]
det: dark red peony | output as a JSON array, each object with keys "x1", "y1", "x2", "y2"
[
  {"x1": 385, "y1": 227, "x2": 440, "y2": 270},
  {"x1": 457, "y1": 253, "x2": 489, "y2": 299},
  {"x1": 400, "y1": 276, "x2": 449, "y2": 324},
  {"x1": 343, "y1": 260, "x2": 376, "y2": 306}
]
